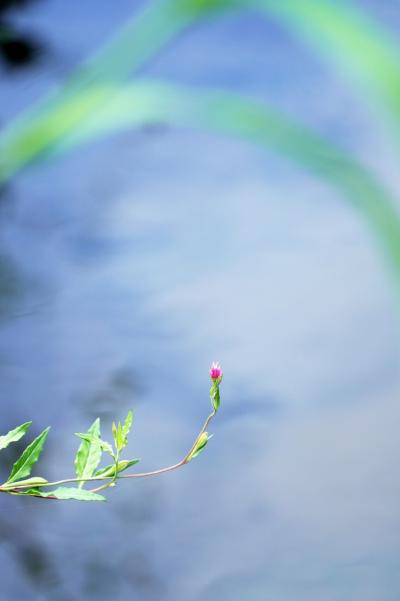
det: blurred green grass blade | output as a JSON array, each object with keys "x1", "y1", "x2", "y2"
[
  {"x1": 2, "y1": 75, "x2": 400, "y2": 280},
  {"x1": 1, "y1": 0, "x2": 400, "y2": 290},
  {"x1": 4, "y1": 0, "x2": 400, "y2": 182},
  {"x1": 56, "y1": 0, "x2": 232, "y2": 91},
  {"x1": 0, "y1": 0, "x2": 232, "y2": 148},
  {"x1": 48, "y1": 80, "x2": 400, "y2": 279},
  {"x1": 254, "y1": 0, "x2": 400, "y2": 132},
  {"x1": 0, "y1": 88, "x2": 112, "y2": 183}
]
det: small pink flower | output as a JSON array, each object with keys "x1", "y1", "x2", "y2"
[{"x1": 210, "y1": 361, "x2": 223, "y2": 381}]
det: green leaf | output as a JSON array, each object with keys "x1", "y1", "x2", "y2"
[
  {"x1": 112, "y1": 420, "x2": 128, "y2": 452},
  {"x1": 6, "y1": 427, "x2": 50, "y2": 484},
  {"x1": 2, "y1": 477, "x2": 48, "y2": 489},
  {"x1": 74, "y1": 418, "x2": 102, "y2": 488},
  {"x1": 210, "y1": 381, "x2": 220, "y2": 412},
  {"x1": 0, "y1": 421, "x2": 32, "y2": 451},
  {"x1": 29, "y1": 487, "x2": 106, "y2": 502},
  {"x1": 187, "y1": 432, "x2": 212, "y2": 462},
  {"x1": 114, "y1": 411, "x2": 133, "y2": 452},
  {"x1": 112, "y1": 421, "x2": 117, "y2": 443},
  {"x1": 122, "y1": 410, "x2": 133, "y2": 439},
  {"x1": 99, "y1": 439, "x2": 114, "y2": 456},
  {"x1": 95, "y1": 459, "x2": 139, "y2": 478},
  {"x1": 76, "y1": 433, "x2": 114, "y2": 457},
  {"x1": 74, "y1": 433, "x2": 92, "y2": 442},
  {"x1": 116, "y1": 423, "x2": 125, "y2": 451}
]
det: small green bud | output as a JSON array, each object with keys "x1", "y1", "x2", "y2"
[
  {"x1": 187, "y1": 432, "x2": 212, "y2": 462},
  {"x1": 210, "y1": 381, "x2": 220, "y2": 412}
]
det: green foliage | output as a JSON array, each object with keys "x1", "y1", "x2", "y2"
[
  {"x1": 112, "y1": 410, "x2": 133, "y2": 452},
  {"x1": 74, "y1": 418, "x2": 102, "y2": 488},
  {"x1": 75, "y1": 433, "x2": 114, "y2": 457},
  {"x1": 1, "y1": 477, "x2": 48, "y2": 490},
  {"x1": 29, "y1": 487, "x2": 106, "y2": 502},
  {"x1": 122, "y1": 410, "x2": 133, "y2": 439},
  {"x1": 95, "y1": 459, "x2": 140, "y2": 478},
  {"x1": 187, "y1": 432, "x2": 212, "y2": 461},
  {"x1": 6, "y1": 427, "x2": 50, "y2": 484},
  {"x1": 0, "y1": 414, "x2": 138, "y2": 500},
  {"x1": 0, "y1": 368, "x2": 221, "y2": 501},
  {"x1": 0, "y1": 421, "x2": 31, "y2": 450},
  {"x1": 99, "y1": 439, "x2": 114, "y2": 456}
]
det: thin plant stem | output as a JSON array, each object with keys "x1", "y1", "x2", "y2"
[
  {"x1": 0, "y1": 409, "x2": 217, "y2": 497},
  {"x1": 89, "y1": 409, "x2": 216, "y2": 493}
]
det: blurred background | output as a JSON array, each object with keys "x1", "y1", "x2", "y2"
[{"x1": 0, "y1": 0, "x2": 400, "y2": 599}]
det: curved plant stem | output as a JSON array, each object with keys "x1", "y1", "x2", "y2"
[
  {"x1": 0, "y1": 409, "x2": 217, "y2": 497},
  {"x1": 88, "y1": 409, "x2": 216, "y2": 493}
]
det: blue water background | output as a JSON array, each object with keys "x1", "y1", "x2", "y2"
[{"x1": 0, "y1": 1, "x2": 400, "y2": 599}]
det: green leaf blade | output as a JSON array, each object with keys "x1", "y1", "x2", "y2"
[
  {"x1": 48, "y1": 487, "x2": 106, "y2": 502},
  {"x1": 2, "y1": 477, "x2": 48, "y2": 490},
  {"x1": 24, "y1": 487, "x2": 106, "y2": 502},
  {"x1": 6, "y1": 427, "x2": 50, "y2": 484},
  {"x1": 0, "y1": 421, "x2": 32, "y2": 451},
  {"x1": 95, "y1": 458, "x2": 139, "y2": 478},
  {"x1": 74, "y1": 418, "x2": 102, "y2": 488},
  {"x1": 99, "y1": 439, "x2": 114, "y2": 456},
  {"x1": 122, "y1": 410, "x2": 133, "y2": 438},
  {"x1": 187, "y1": 432, "x2": 212, "y2": 462}
]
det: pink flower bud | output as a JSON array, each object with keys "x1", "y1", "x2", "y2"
[{"x1": 210, "y1": 361, "x2": 223, "y2": 381}]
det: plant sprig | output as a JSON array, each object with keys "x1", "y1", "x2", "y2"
[{"x1": 0, "y1": 364, "x2": 223, "y2": 502}]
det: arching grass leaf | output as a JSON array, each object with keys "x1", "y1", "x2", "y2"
[
  {"x1": 255, "y1": 0, "x2": 400, "y2": 139},
  {"x1": 57, "y1": 81, "x2": 400, "y2": 281}
]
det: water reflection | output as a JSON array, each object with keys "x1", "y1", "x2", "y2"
[{"x1": 1, "y1": 1, "x2": 400, "y2": 600}]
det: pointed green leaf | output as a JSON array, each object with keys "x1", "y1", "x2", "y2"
[
  {"x1": 187, "y1": 432, "x2": 212, "y2": 462},
  {"x1": 6, "y1": 427, "x2": 50, "y2": 483},
  {"x1": 50, "y1": 487, "x2": 106, "y2": 501},
  {"x1": 26, "y1": 487, "x2": 106, "y2": 501},
  {"x1": 74, "y1": 418, "x2": 102, "y2": 488},
  {"x1": 99, "y1": 439, "x2": 114, "y2": 456},
  {"x1": 8, "y1": 488, "x2": 44, "y2": 497},
  {"x1": 75, "y1": 433, "x2": 114, "y2": 457},
  {"x1": 114, "y1": 411, "x2": 133, "y2": 452},
  {"x1": 116, "y1": 422, "x2": 125, "y2": 451},
  {"x1": 112, "y1": 421, "x2": 127, "y2": 452},
  {"x1": 0, "y1": 421, "x2": 32, "y2": 451},
  {"x1": 74, "y1": 433, "x2": 92, "y2": 443},
  {"x1": 122, "y1": 410, "x2": 133, "y2": 438},
  {"x1": 112, "y1": 421, "x2": 117, "y2": 445},
  {"x1": 2, "y1": 477, "x2": 48, "y2": 489},
  {"x1": 95, "y1": 458, "x2": 139, "y2": 478}
]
